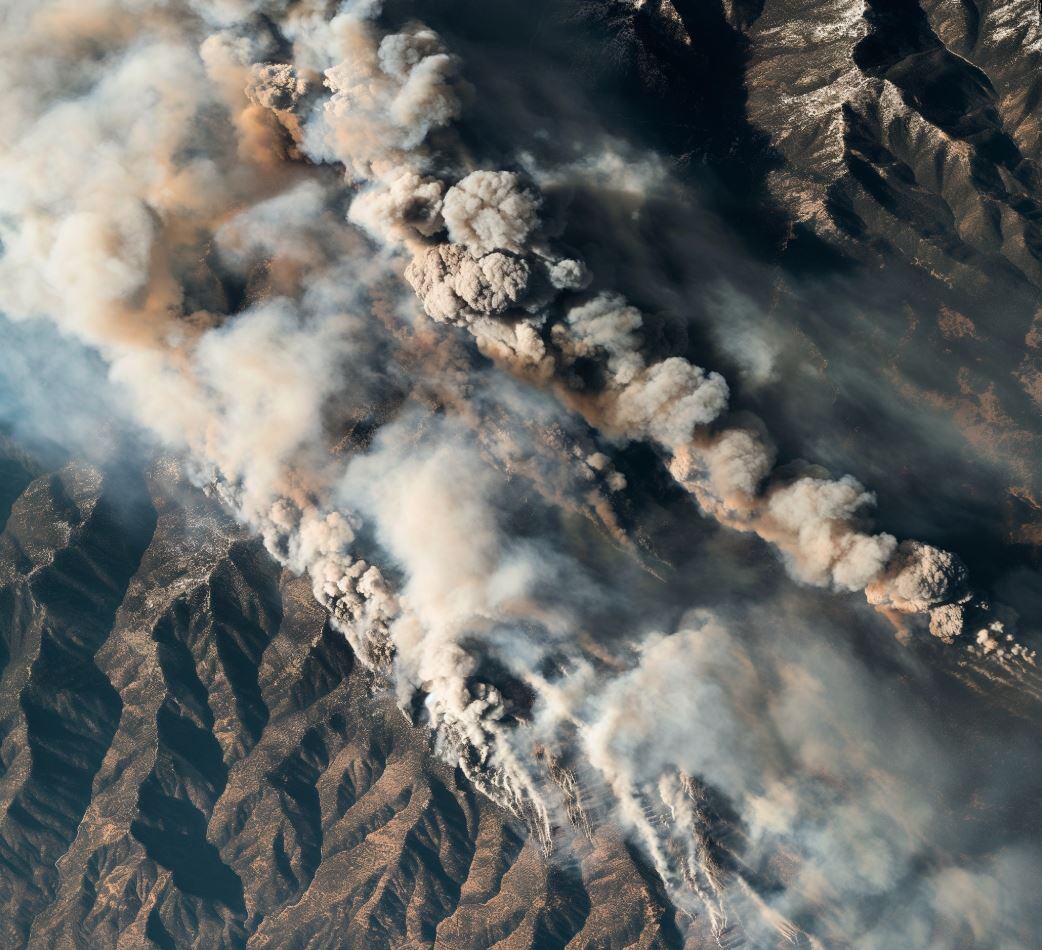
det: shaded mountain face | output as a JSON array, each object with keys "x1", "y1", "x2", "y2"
[
  {"x1": 580, "y1": 0, "x2": 1042, "y2": 555},
  {"x1": 0, "y1": 439, "x2": 681, "y2": 948}
]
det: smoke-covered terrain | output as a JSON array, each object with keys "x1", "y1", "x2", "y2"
[{"x1": 3, "y1": 0, "x2": 1042, "y2": 946}]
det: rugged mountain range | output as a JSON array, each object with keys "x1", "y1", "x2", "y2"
[
  {"x1": 0, "y1": 437, "x2": 682, "y2": 947},
  {"x1": 599, "y1": 0, "x2": 1042, "y2": 557}
]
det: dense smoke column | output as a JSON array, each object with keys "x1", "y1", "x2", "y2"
[{"x1": 281, "y1": 4, "x2": 1028, "y2": 658}]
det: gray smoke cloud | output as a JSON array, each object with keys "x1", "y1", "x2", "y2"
[{"x1": 2, "y1": 0, "x2": 1040, "y2": 943}]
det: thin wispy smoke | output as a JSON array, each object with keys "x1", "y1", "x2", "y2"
[{"x1": 1, "y1": 0, "x2": 1040, "y2": 943}]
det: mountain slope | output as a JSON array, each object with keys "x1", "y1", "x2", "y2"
[{"x1": 0, "y1": 442, "x2": 680, "y2": 949}]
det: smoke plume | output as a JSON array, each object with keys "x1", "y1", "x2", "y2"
[{"x1": 2, "y1": 0, "x2": 1040, "y2": 943}]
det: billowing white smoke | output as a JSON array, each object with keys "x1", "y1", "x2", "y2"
[
  {"x1": 313, "y1": 22, "x2": 983, "y2": 646},
  {"x1": 0, "y1": 0, "x2": 1036, "y2": 943},
  {"x1": 349, "y1": 168, "x2": 445, "y2": 244},
  {"x1": 304, "y1": 16, "x2": 467, "y2": 179},
  {"x1": 0, "y1": 0, "x2": 406, "y2": 673},
  {"x1": 442, "y1": 170, "x2": 541, "y2": 254},
  {"x1": 338, "y1": 415, "x2": 597, "y2": 839},
  {"x1": 567, "y1": 608, "x2": 1036, "y2": 945},
  {"x1": 276, "y1": 8, "x2": 987, "y2": 642}
]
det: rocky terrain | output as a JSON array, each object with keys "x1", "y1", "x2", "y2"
[
  {"x1": 577, "y1": 0, "x2": 1042, "y2": 566},
  {"x1": 0, "y1": 437, "x2": 680, "y2": 948}
]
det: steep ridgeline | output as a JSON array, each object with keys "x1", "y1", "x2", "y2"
[
  {"x1": 0, "y1": 439, "x2": 680, "y2": 949},
  {"x1": 598, "y1": 0, "x2": 1042, "y2": 548}
]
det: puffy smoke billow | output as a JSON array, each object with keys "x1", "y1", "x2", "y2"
[
  {"x1": 406, "y1": 243, "x2": 532, "y2": 321},
  {"x1": 349, "y1": 168, "x2": 445, "y2": 243},
  {"x1": 607, "y1": 356, "x2": 730, "y2": 450},
  {"x1": 764, "y1": 475, "x2": 897, "y2": 591},
  {"x1": 0, "y1": 0, "x2": 406, "y2": 681},
  {"x1": 305, "y1": 17, "x2": 467, "y2": 179},
  {"x1": 1, "y1": 0, "x2": 1039, "y2": 943},
  {"x1": 442, "y1": 170, "x2": 541, "y2": 254},
  {"x1": 866, "y1": 540, "x2": 970, "y2": 613},
  {"x1": 245, "y1": 62, "x2": 307, "y2": 112}
]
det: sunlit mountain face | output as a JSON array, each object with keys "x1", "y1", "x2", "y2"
[{"x1": 2, "y1": 1, "x2": 1042, "y2": 946}]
